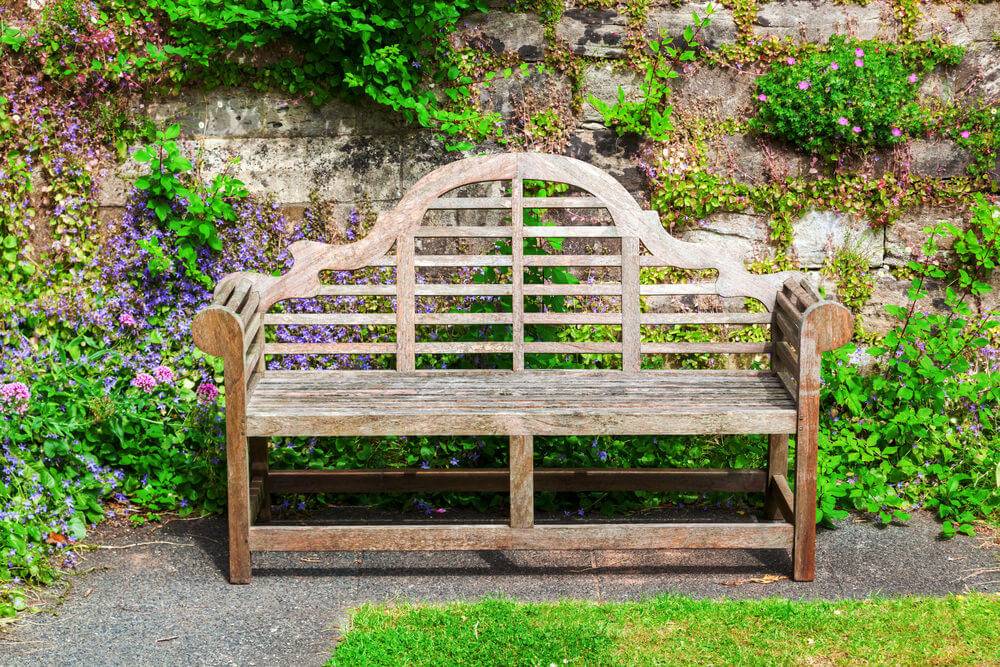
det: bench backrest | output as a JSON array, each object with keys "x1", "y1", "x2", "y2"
[{"x1": 219, "y1": 153, "x2": 799, "y2": 376}]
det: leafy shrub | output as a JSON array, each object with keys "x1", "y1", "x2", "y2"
[
  {"x1": 589, "y1": 7, "x2": 712, "y2": 141},
  {"x1": 750, "y1": 37, "x2": 963, "y2": 157},
  {"x1": 146, "y1": 0, "x2": 489, "y2": 139},
  {"x1": 132, "y1": 124, "x2": 249, "y2": 286},
  {"x1": 820, "y1": 194, "x2": 1000, "y2": 535}
]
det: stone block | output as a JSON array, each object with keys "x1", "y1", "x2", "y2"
[
  {"x1": 791, "y1": 210, "x2": 884, "y2": 269},
  {"x1": 556, "y1": 8, "x2": 628, "y2": 58},
  {"x1": 704, "y1": 134, "x2": 811, "y2": 185},
  {"x1": 916, "y1": 3, "x2": 1000, "y2": 46},
  {"x1": 679, "y1": 213, "x2": 772, "y2": 264},
  {"x1": 861, "y1": 273, "x2": 949, "y2": 335},
  {"x1": 909, "y1": 139, "x2": 971, "y2": 178},
  {"x1": 566, "y1": 128, "x2": 645, "y2": 193},
  {"x1": 671, "y1": 65, "x2": 756, "y2": 120},
  {"x1": 581, "y1": 63, "x2": 643, "y2": 127},
  {"x1": 885, "y1": 206, "x2": 965, "y2": 267},
  {"x1": 754, "y1": 0, "x2": 895, "y2": 42},
  {"x1": 480, "y1": 68, "x2": 572, "y2": 122},
  {"x1": 646, "y1": 2, "x2": 737, "y2": 48},
  {"x1": 453, "y1": 12, "x2": 546, "y2": 61}
]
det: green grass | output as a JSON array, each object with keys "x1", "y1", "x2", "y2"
[{"x1": 328, "y1": 594, "x2": 1000, "y2": 666}]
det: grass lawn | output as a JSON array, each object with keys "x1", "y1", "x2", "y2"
[{"x1": 328, "y1": 593, "x2": 1000, "y2": 666}]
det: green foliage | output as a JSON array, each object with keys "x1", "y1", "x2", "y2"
[
  {"x1": 589, "y1": 6, "x2": 713, "y2": 141},
  {"x1": 820, "y1": 195, "x2": 1000, "y2": 534},
  {"x1": 820, "y1": 245, "x2": 876, "y2": 324},
  {"x1": 750, "y1": 36, "x2": 963, "y2": 157},
  {"x1": 132, "y1": 124, "x2": 249, "y2": 286},
  {"x1": 147, "y1": 0, "x2": 490, "y2": 141}
]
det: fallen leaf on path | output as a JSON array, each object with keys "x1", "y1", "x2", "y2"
[{"x1": 720, "y1": 574, "x2": 788, "y2": 586}]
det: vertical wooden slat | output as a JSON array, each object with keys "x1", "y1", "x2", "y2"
[
  {"x1": 396, "y1": 235, "x2": 416, "y2": 372},
  {"x1": 509, "y1": 435, "x2": 534, "y2": 528},
  {"x1": 511, "y1": 171, "x2": 525, "y2": 371},
  {"x1": 249, "y1": 437, "x2": 271, "y2": 524},
  {"x1": 763, "y1": 434, "x2": 789, "y2": 521},
  {"x1": 621, "y1": 236, "x2": 641, "y2": 372},
  {"x1": 793, "y1": 330, "x2": 820, "y2": 582}
]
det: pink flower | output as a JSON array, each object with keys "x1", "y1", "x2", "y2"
[
  {"x1": 118, "y1": 312, "x2": 138, "y2": 327},
  {"x1": 960, "y1": 130, "x2": 970, "y2": 139},
  {"x1": 908, "y1": 73, "x2": 918, "y2": 84},
  {"x1": 758, "y1": 93, "x2": 768, "y2": 102},
  {"x1": 153, "y1": 365, "x2": 174, "y2": 384},
  {"x1": 891, "y1": 127, "x2": 902, "y2": 137},
  {"x1": 829, "y1": 61, "x2": 839, "y2": 70},
  {"x1": 837, "y1": 117, "x2": 849, "y2": 126},
  {"x1": 786, "y1": 57, "x2": 796, "y2": 65},
  {"x1": 0, "y1": 382, "x2": 31, "y2": 415},
  {"x1": 854, "y1": 59, "x2": 864, "y2": 68},
  {"x1": 852, "y1": 126, "x2": 861, "y2": 133},
  {"x1": 855, "y1": 48, "x2": 865, "y2": 57},
  {"x1": 196, "y1": 382, "x2": 219, "y2": 405},
  {"x1": 798, "y1": 80, "x2": 810, "y2": 90},
  {"x1": 131, "y1": 373, "x2": 157, "y2": 393}
]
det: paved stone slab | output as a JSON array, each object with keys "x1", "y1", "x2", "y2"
[{"x1": 1, "y1": 511, "x2": 996, "y2": 666}]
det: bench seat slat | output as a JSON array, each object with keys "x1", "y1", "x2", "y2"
[{"x1": 245, "y1": 371, "x2": 796, "y2": 436}]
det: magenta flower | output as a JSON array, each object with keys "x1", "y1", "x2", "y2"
[
  {"x1": 131, "y1": 373, "x2": 157, "y2": 393},
  {"x1": 852, "y1": 126, "x2": 861, "y2": 133},
  {"x1": 758, "y1": 93, "x2": 767, "y2": 102},
  {"x1": 837, "y1": 117, "x2": 849, "y2": 126},
  {"x1": 960, "y1": 130, "x2": 970, "y2": 139},
  {"x1": 0, "y1": 382, "x2": 31, "y2": 415},
  {"x1": 786, "y1": 57, "x2": 796, "y2": 65},
  {"x1": 829, "y1": 61, "x2": 839, "y2": 70},
  {"x1": 891, "y1": 127, "x2": 902, "y2": 137},
  {"x1": 908, "y1": 73, "x2": 918, "y2": 84},
  {"x1": 153, "y1": 365, "x2": 174, "y2": 384},
  {"x1": 855, "y1": 48, "x2": 865, "y2": 57},
  {"x1": 854, "y1": 59, "x2": 864, "y2": 68},
  {"x1": 196, "y1": 382, "x2": 219, "y2": 405},
  {"x1": 798, "y1": 80, "x2": 810, "y2": 90},
  {"x1": 118, "y1": 312, "x2": 138, "y2": 327}
]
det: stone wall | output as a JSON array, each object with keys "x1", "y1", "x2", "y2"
[{"x1": 97, "y1": 1, "x2": 1000, "y2": 333}]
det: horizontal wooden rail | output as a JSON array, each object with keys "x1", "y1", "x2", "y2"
[
  {"x1": 266, "y1": 467, "x2": 769, "y2": 494},
  {"x1": 525, "y1": 342, "x2": 620, "y2": 354},
  {"x1": 523, "y1": 227, "x2": 619, "y2": 238},
  {"x1": 265, "y1": 343, "x2": 396, "y2": 355},
  {"x1": 641, "y1": 342, "x2": 770, "y2": 354},
  {"x1": 264, "y1": 313, "x2": 396, "y2": 326},
  {"x1": 523, "y1": 255, "x2": 621, "y2": 267},
  {"x1": 415, "y1": 226, "x2": 512, "y2": 237},
  {"x1": 642, "y1": 313, "x2": 771, "y2": 325},
  {"x1": 423, "y1": 196, "x2": 606, "y2": 210},
  {"x1": 414, "y1": 313, "x2": 513, "y2": 325},
  {"x1": 315, "y1": 285, "x2": 396, "y2": 296},
  {"x1": 249, "y1": 522, "x2": 793, "y2": 552}
]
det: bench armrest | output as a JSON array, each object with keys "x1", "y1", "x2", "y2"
[
  {"x1": 192, "y1": 272, "x2": 267, "y2": 384},
  {"x1": 771, "y1": 277, "x2": 853, "y2": 403}
]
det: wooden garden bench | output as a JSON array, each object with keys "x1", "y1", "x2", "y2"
[{"x1": 192, "y1": 153, "x2": 852, "y2": 584}]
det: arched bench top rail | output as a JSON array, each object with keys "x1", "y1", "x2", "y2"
[{"x1": 223, "y1": 152, "x2": 796, "y2": 312}]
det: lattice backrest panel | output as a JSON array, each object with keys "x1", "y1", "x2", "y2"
[{"x1": 238, "y1": 153, "x2": 795, "y2": 372}]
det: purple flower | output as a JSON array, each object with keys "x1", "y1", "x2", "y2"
[
  {"x1": 907, "y1": 73, "x2": 918, "y2": 84},
  {"x1": 131, "y1": 373, "x2": 156, "y2": 393},
  {"x1": 152, "y1": 365, "x2": 174, "y2": 384},
  {"x1": 118, "y1": 312, "x2": 138, "y2": 327},
  {"x1": 829, "y1": 61, "x2": 839, "y2": 70},
  {"x1": 196, "y1": 382, "x2": 219, "y2": 405},
  {"x1": 852, "y1": 126, "x2": 861, "y2": 133},
  {"x1": 854, "y1": 48, "x2": 865, "y2": 57},
  {"x1": 854, "y1": 59, "x2": 864, "y2": 68},
  {"x1": 757, "y1": 93, "x2": 767, "y2": 102},
  {"x1": 837, "y1": 117, "x2": 849, "y2": 126},
  {"x1": 797, "y1": 80, "x2": 810, "y2": 90},
  {"x1": 786, "y1": 57, "x2": 796, "y2": 65},
  {"x1": 959, "y1": 130, "x2": 970, "y2": 139},
  {"x1": 891, "y1": 127, "x2": 902, "y2": 137}
]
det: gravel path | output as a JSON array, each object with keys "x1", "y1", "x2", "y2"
[{"x1": 1, "y1": 510, "x2": 997, "y2": 666}]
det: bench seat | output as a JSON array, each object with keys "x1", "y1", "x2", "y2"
[{"x1": 245, "y1": 370, "x2": 797, "y2": 437}]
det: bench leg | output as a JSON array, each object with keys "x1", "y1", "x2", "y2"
[
  {"x1": 249, "y1": 437, "x2": 271, "y2": 524},
  {"x1": 227, "y1": 432, "x2": 252, "y2": 584},
  {"x1": 509, "y1": 435, "x2": 534, "y2": 528},
  {"x1": 793, "y1": 416, "x2": 818, "y2": 582},
  {"x1": 763, "y1": 434, "x2": 789, "y2": 521}
]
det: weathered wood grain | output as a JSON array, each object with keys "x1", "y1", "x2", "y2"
[{"x1": 509, "y1": 435, "x2": 534, "y2": 528}]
